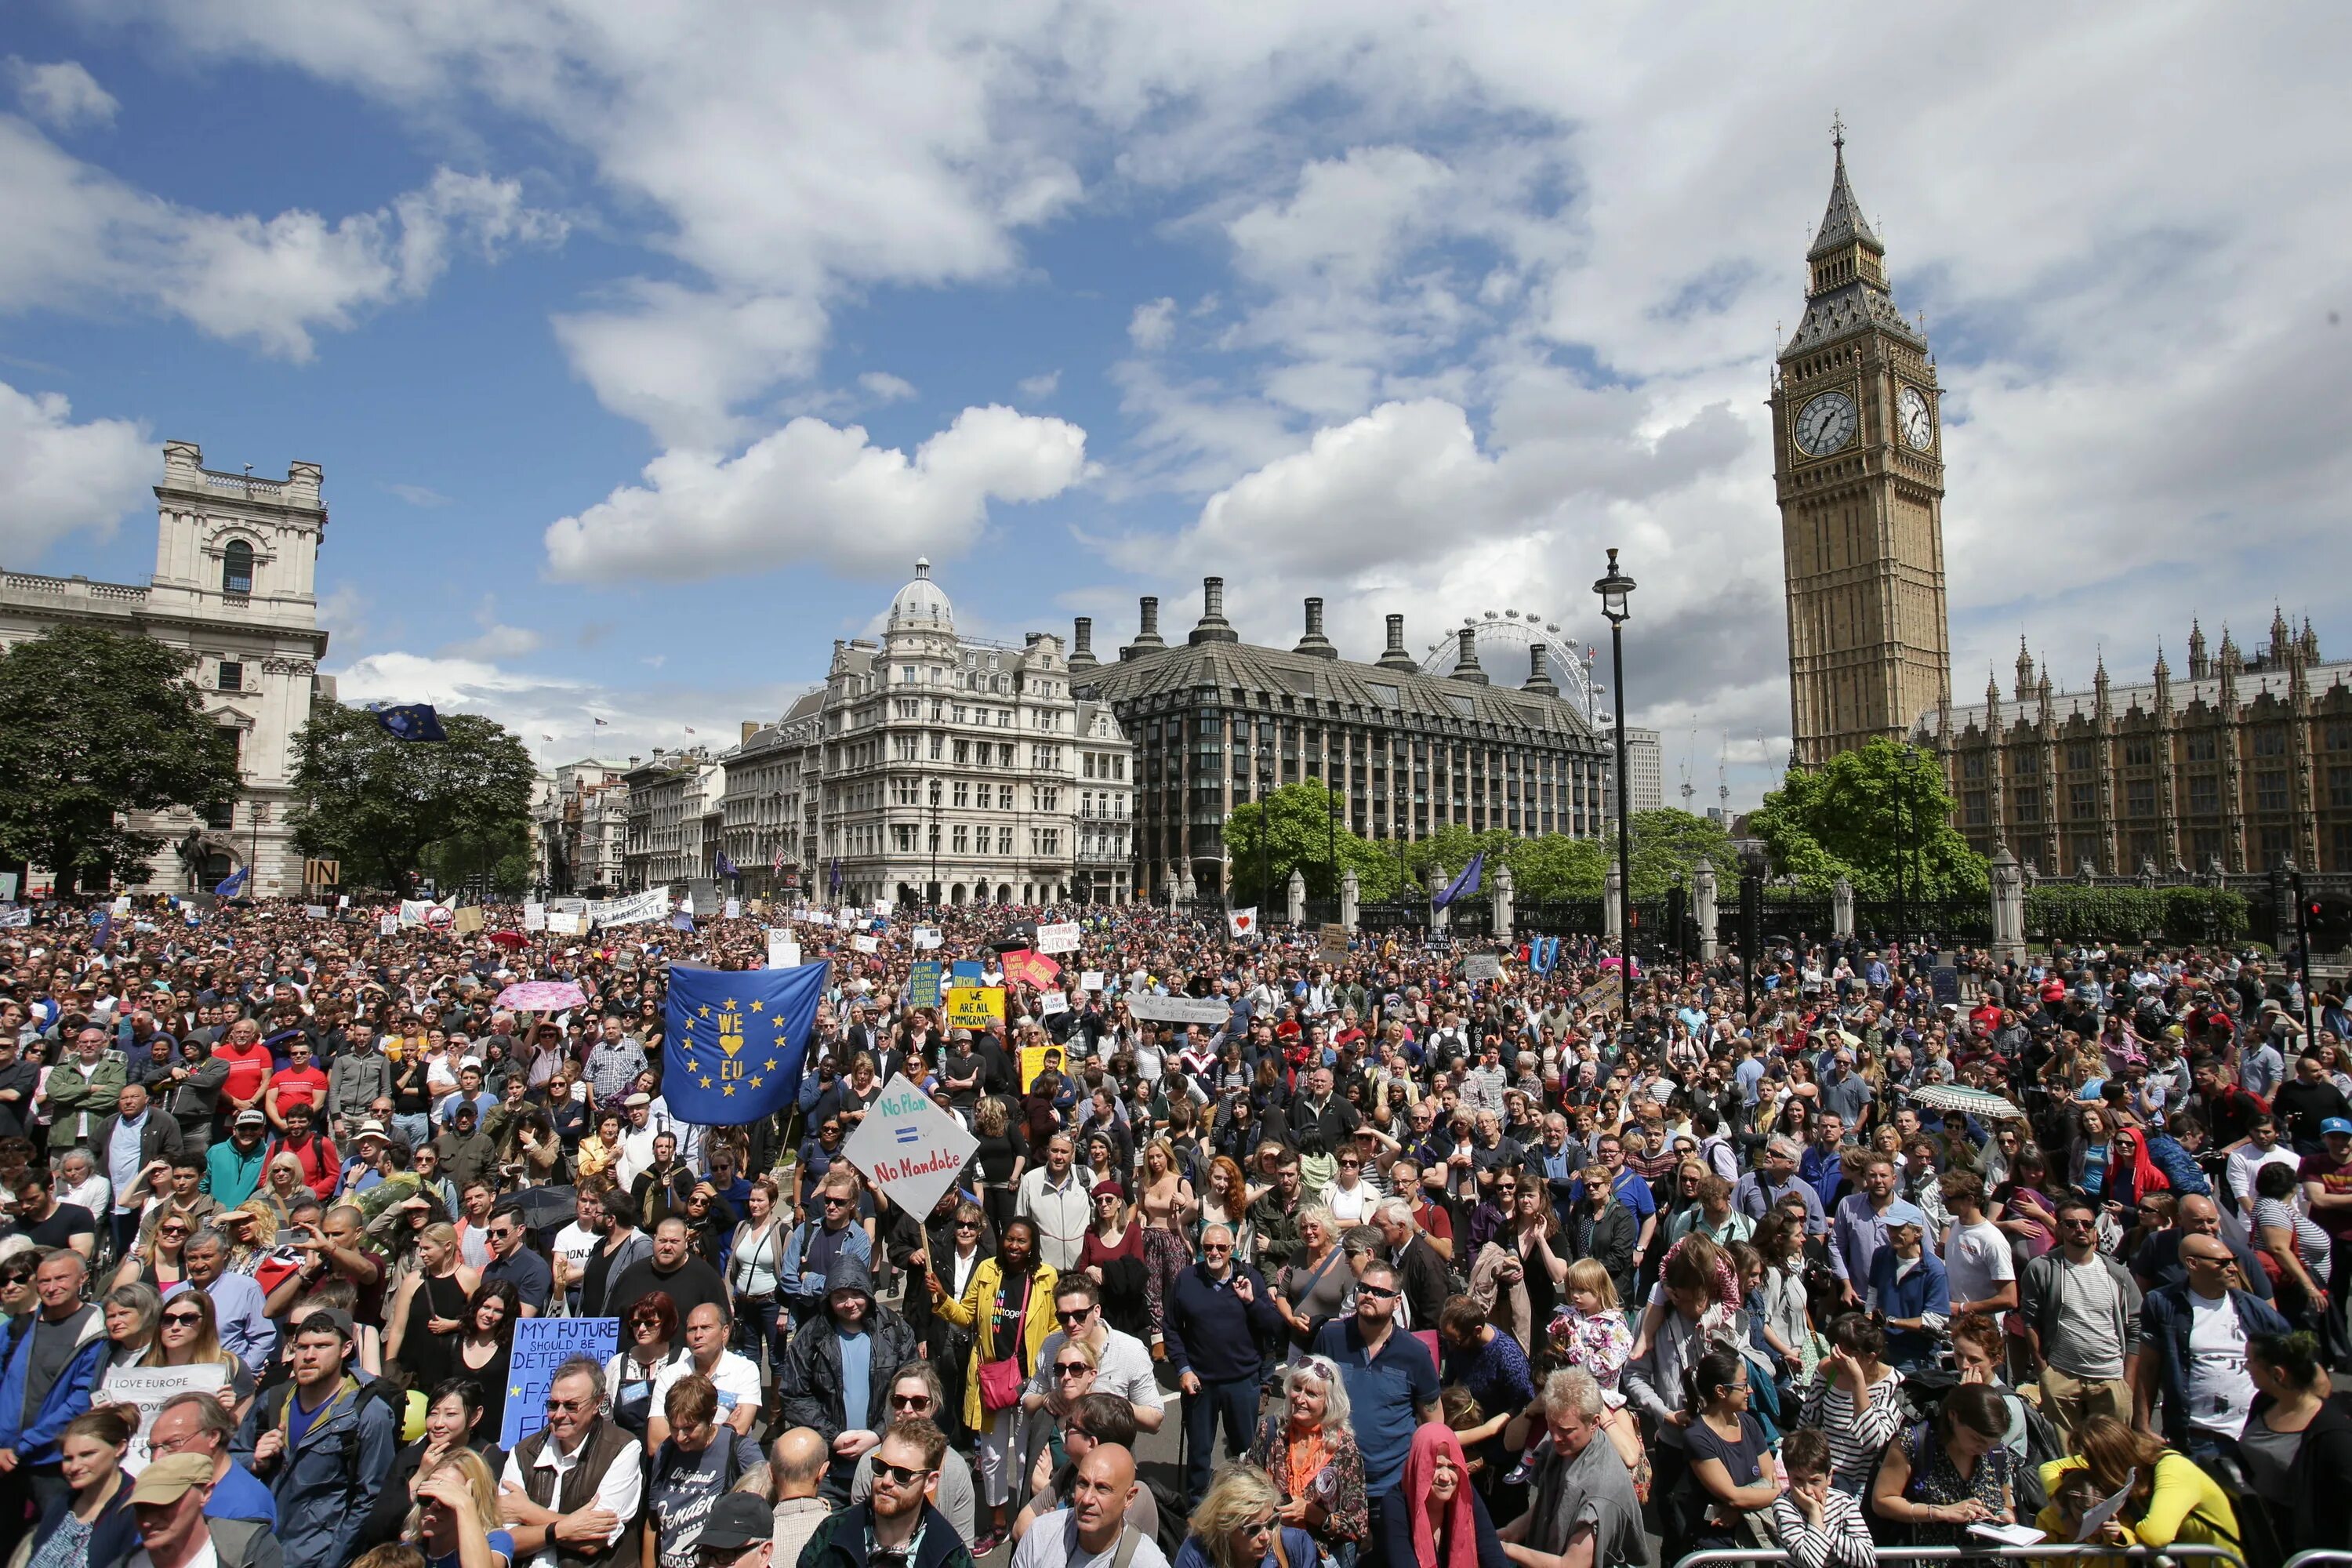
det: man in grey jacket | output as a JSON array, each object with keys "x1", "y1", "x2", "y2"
[
  {"x1": 2018, "y1": 1192, "x2": 2143, "y2": 1446},
  {"x1": 325, "y1": 1024, "x2": 390, "y2": 1142}
]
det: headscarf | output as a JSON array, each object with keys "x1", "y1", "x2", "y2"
[{"x1": 1403, "y1": 1424, "x2": 1479, "y2": 1568}]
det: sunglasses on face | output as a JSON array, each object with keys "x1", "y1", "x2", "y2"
[
  {"x1": 162, "y1": 1310, "x2": 203, "y2": 1327},
  {"x1": 1054, "y1": 1361, "x2": 1093, "y2": 1377},
  {"x1": 889, "y1": 1393, "x2": 933, "y2": 1411},
  {"x1": 873, "y1": 1461, "x2": 934, "y2": 1488},
  {"x1": 1054, "y1": 1307, "x2": 1094, "y2": 1324},
  {"x1": 1357, "y1": 1283, "x2": 1399, "y2": 1300}
]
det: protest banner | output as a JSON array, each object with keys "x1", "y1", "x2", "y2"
[
  {"x1": 523, "y1": 903, "x2": 546, "y2": 931},
  {"x1": 1036, "y1": 991, "x2": 1069, "y2": 1017},
  {"x1": 99, "y1": 1364, "x2": 225, "y2": 1472},
  {"x1": 840, "y1": 1073, "x2": 978, "y2": 1221},
  {"x1": 1021, "y1": 1041, "x2": 1073, "y2": 1090},
  {"x1": 911, "y1": 926, "x2": 944, "y2": 950},
  {"x1": 1079, "y1": 971, "x2": 1105, "y2": 993},
  {"x1": 546, "y1": 912, "x2": 581, "y2": 935},
  {"x1": 951, "y1": 960, "x2": 982, "y2": 984},
  {"x1": 303, "y1": 905, "x2": 329, "y2": 919},
  {"x1": 378, "y1": 915, "x2": 399, "y2": 937},
  {"x1": 905, "y1": 960, "x2": 944, "y2": 1010},
  {"x1": 852, "y1": 934, "x2": 880, "y2": 955},
  {"x1": 767, "y1": 930, "x2": 801, "y2": 969},
  {"x1": 452, "y1": 907, "x2": 485, "y2": 935},
  {"x1": 724, "y1": 898, "x2": 742, "y2": 919},
  {"x1": 1465, "y1": 955, "x2": 1503, "y2": 982},
  {"x1": 1320, "y1": 924, "x2": 1350, "y2": 961},
  {"x1": 1125, "y1": 993, "x2": 1232, "y2": 1026},
  {"x1": 585, "y1": 887, "x2": 670, "y2": 928},
  {"x1": 1002, "y1": 949, "x2": 1059, "y2": 989},
  {"x1": 945, "y1": 987, "x2": 1006, "y2": 1031},
  {"x1": 1033, "y1": 920, "x2": 1080, "y2": 955},
  {"x1": 501, "y1": 1317, "x2": 622, "y2": 1447}
]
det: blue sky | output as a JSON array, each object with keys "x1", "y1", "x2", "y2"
[{"x1": 5, "y1": 3, "x2": 2348, "y2": 808}]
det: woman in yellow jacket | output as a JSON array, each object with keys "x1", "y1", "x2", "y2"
[
  {"x1": 931, "y1": 1215, "x2": 1057, "y2": 1555},
  {"x1": 2037, "y1": 1417, "x2": 2241, "y2": 1553}
]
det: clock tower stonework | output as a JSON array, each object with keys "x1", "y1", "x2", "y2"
[{"x1": 1773, "y1": 126, "x2": 1951, "y2": 768}]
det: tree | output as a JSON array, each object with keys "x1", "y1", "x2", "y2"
[
  {"x1": 1510, "y1": 833, "x2": 1610, "y2": 900},
  {"x1": 1750, "y1": 738, "x2": 1988, "y2": 898},
  {"x1": 1626, "y1": 808, "x2": 1736, "y2": 899},
  {"x1": 288, "y1": 706, "x2": 537, "y2": 891},
  {"x1": 0, "y1": 627, "x2": 244, "y2": 896},
  {"x1": 1224, "y1": 784, "x2": 1409, "y2": 905}
]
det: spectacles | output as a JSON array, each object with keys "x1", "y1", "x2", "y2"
[
  {"x1": 1201, "y1": 1242, "x2": 1232, "y2": 1254},
  {"x1": 1357, "y1": 1283, "x2": 1399, "y2": 1300},
  {"x1": 872, "y1": 1461, "x2": 934, "y2": 1488},
  {"x1": 544, "y1": 1396, "x2": 592, "y2": 1413},
  {"x1": 1240, "y1": 1519, "x2": 1277, "y2": 1537},
  {"x1": 955, "y1": 1221, "x2": 981, "y2": 1232},
  {"x1": 889, "y1": 1393, "x2": 933, "y2": 1411},
  {"x1": 162, "y1": 1310, "x2": 203, "y2": 1327},
  {"x1": 822, "y1": 1196, "x2": 854, "y2": 1209},
  {"x1": 1054, "y1": 1362, "x2": 1093, "y2": 1377},
  {"x1": 1054, "y1": 1307, "x2": 1094, "y2": 1324}
]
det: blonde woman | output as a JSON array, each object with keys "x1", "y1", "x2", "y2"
[
  {"x1": 1247, "y1": 1356, "x2": 1369, "y2": 1559},
  {"x1": 1175, "y1": 1464, "x2": 1319, "y2": 1568},
  {"x1": 1138, "y1": 1138, "x2": 1196, "y2": 1341},
  {"x1": 388, "y1": 1222, "x2": 481, "y2": 1395},
  {"x1": 408, "y1": 1448, "x2": 514, "y2": 1568}
]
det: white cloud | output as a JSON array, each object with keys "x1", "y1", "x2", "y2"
[
  {"x1": 552, "y1": 286, "x2": 826, "y2": 448},
  {"x1": 543, "y1": 403, "x2": 1090, "y2": 583},
  {"x1": 0, "y1": 119, "x2": 564, "y2": 360},
  {"x1": 1017, "y1": 370, "x2": 1059, "y2": 398},
  {"x1": 441, "y1": 596, "x2": 543, "y2": 661},
  {"x1": 1127, "y1": 298, "x2": 1176, "y2": 351},
  {"x1": 388, "y1": 482, "x2": 449, "y2": 507},
  {"x1": 0, "y1": 379, "x2": 149, "y2": 561},
  {"x1": 858, "y1": 371, "x2": 917, "y2": 403},
  {"x1": 6, "y1": 59, "x2": 116, "y2": 130}
]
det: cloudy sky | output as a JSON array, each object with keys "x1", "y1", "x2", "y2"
[{"x1": 4, "y1": 2, "x2": 2347, "y2": 806}]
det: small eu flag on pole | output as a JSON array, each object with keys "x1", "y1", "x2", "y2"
[
  {"x1": 1432, "y1": 849, "x2": 1485, "y2": 910},
  {"x1": 665, "y1": 962, "x2": 826, "y2": 1125},
  {"x1": 214, "y1": 866, "x2": 249, "y2": 898},
  {"x1": 372, "y1": 703, "x2": 448, "y2": 742}
]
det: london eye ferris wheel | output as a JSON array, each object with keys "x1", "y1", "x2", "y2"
[{"x1": 1416, "y1": 608, "x2": 1605, "y2": 726}]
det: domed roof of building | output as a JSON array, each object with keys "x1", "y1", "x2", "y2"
[{"x1": 887, "y1": 557, "x2": 954, "y2": 631}]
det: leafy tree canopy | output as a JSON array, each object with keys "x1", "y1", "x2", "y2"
[
  {"x1": 1225, "y1": 784, "x2": 1410, "y2": 904},
  {"x1": 1750, "y1": 737, "x2": 1988, "y2": 898},
  {"x1": 289, "y1": 706, "x2": 537, "y2": 891},
  {"x1": 0, "y1": 626, "x2": 244, "y2": 895}
]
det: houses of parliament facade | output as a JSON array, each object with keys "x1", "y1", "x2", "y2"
[{"x1": 1774, "y1": 128, "x2": 2352, "y2": 877}]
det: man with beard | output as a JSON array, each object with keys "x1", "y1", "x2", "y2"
[
  {"x1": 608, "y1": 1215, "x2": 728, "y2": 1324},
  {"x1": 797, "y1": 1419, "x2": 981, "y2": 1568}
]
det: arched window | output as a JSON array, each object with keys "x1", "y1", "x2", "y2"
[{"x1": 222, "y1": 539, "x2": 255, "y2": 595}]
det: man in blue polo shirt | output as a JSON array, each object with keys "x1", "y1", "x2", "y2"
[{"x1": 1313, "y1": 1256, "x2": 1439, "y2": 1545}]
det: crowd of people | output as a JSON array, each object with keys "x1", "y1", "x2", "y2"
[{"x1": 4, "y1": 891, "x2": 2352, "y2": 1568}]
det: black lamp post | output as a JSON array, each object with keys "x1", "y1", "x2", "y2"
[
  {"x1": 1593, "y1": 548, "x2": 1635, "y2": 955},
  {"x1": 1740, "y1": 843, "x2": 1766, "y2": 1019}
]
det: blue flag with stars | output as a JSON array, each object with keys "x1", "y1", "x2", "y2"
[
  {"x1": 372, "y1": 702, "x2": 448, "y2": 742},
  {"x1": 664, "y1": 962, "x2": 826, "y2": 1126}
]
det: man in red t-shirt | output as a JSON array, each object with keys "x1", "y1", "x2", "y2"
[
  {"x1": 264, "y1": 1037, "x2": 328, "y2": 1131},
  {"x1": 210, "y1": 1018, "x2": 275, "y2": 1127},
  {"x1": 268, "y1": 1102, "x2": 341, "y2": 1200}
]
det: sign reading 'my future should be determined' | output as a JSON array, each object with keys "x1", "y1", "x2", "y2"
[{"x1": 841, "y1": 1073, "x2": 979, "y2": 1220}]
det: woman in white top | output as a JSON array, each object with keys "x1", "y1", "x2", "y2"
[
  {"x1": 1318, "y1": 1146, "x2": 1384, "y2": 1226},
  {"x1": 728, "y1": 1176, "x2": 790, "y2": 1379}
]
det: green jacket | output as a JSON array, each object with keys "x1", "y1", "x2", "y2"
[{"x1": 43, "y1": 1054, "x2": 128, "y2": 1145}]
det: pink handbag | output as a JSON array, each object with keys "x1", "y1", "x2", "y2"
[{"x1": 977, "y1": 1282, "x2": 1029, "y2": 1412}]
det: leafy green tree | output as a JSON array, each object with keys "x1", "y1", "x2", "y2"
[
  {"x1": 1512, "y1": 833, "x2": 1610, "y2": 900},
  {"x1": 1225, "y1": 784, "x2": 1410, "y2": 904},
  {"x1": 289, "y1": 706, "x2": 537, "y2": 891},
  {"x1": 1751, "y1": 738, "x2": 1987, "y2": 898},
  {"x1": 0, "y1": 627, "x2": 244, "y2": 895},
  {"x1": 1626, "y1": 808, "x2": 1735, "y2": 899}
]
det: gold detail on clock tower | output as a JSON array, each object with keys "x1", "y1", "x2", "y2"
[{"x1": 1773, "y1": 120, "x2": 1951, "y2": 768}]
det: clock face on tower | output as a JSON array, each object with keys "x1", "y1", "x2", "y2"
[
  {"x1": 1897, "y1": 385, "x2": 1934, "y2": 450},
  {"x1": 1794, "y1": 390, "x2": 1857, "y2": 456}
]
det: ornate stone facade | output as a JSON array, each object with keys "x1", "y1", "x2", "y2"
[
  {"x1": 0, "y1": 441, "x2": 331, "y2": 895},
  {"x1": 1916, "y1": 615, "x2": 2352, "y2": 875},
  {"x1": 1773, "y1": 129, "x2": 1953, "y2": 766}
]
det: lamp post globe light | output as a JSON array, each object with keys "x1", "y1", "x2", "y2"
[{"x1": 1592, "y1": 548, "x2": 1635, "y2": 957}]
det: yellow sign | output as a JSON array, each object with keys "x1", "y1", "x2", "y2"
[
  {"x1": 944, "y1": 986, "x2": 1005, "y2": 1033},
  {"x1": 1020, "y1": 1042, "x2": 1072, "y2": 1091},
  {"x1": 303, "y1": 858, "x2": 340, "y2": 887}
]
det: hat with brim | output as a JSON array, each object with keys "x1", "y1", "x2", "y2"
[
  {"x1": 695, "y1": 1494, "x2": 773, "y2": 1552},
  {"x1": 128, "y1": 1453, "x2": 216, "y2": 1506},
  {"x1": 2322, "y1": 1117, "x2": 2352, "y2": 1138},
  {"x1": 1882, "y1": 1200, "x2": 1930, "y2": 1231},
  {"x1": 355, "y1": 1120, "x2": 390, "y2": 1144}
]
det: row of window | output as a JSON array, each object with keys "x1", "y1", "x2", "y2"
[
  {"x1": 872, "y1": 822, "x2": 1066, "y2": 857},
  {"x1": 1960, "y1": 720, "x2": 2352, "y2": 779},
  {"x1": 1963, "y1": 764, "x2": 2352, "y2": 824}
]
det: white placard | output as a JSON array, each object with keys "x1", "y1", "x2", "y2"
[
  {"x1": 584, "y1": 887, "x2": 670, "y2": 927},
  {"x1": 1465, "y1": 955, "x2": 1504, "y2": 981},
  {"x1": 100, "y1": 1363, "x2": 227, "y2": 1472},
  {"x1": 304, "y1": 905, "x2": 329, "y2": 918},
  {"x1": 378, "y1": 915, "x2": 399, "y2": 936},
  {"x1": 1033, "y1": 920, "x2": 1080, "y2": 955},
  {"x1": 111, "y1": 895, "x2": 133, "y2": 915},
  {"x1": 912, "y1": 927, "x2": 944, "y2": 950},
  {"x1": 0, "y1": 873, "x2": 16, "y2": 901},
  {"x1": 873, "y1": 898, "x2": 893, "y2": 917},
  {"x1": 337, "y1": 895, "x2": 350, "y2": 909},
  {"x1": 851, "y1": 934, "x2": 880, "y2": 954},
  {"x1": 523, "y1": 902, "x2": 547, "y2": 931},
  {"x1": 546, "y1": 912, "x2": 581, "y2": 935},
  {"x1": 724, "y1": 898, "x2": 742, "y2": 919},
  {"x1": 767, "y1": 931, "x2": 801, "y2": 969},
  {"x1": 1080, "y1": 971, "x2": 1105, "y2": 993},
  {"x1": 840, "y1": 1073, "x2": 978, "y2": 1222},
  {"x1": 1125, "y1": 993, "x2": 1233, "y2": 1026},
  {"x1": 1036, "y1": 991, "x2": 1069, "y2": 1017}
]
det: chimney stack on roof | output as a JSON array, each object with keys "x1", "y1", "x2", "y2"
[
  {"x1": 1123, "y1": 595, "x2": 1165, "y2": 660},
  {"x1": 1295, "y1": 597, "x2": 1338, "y2": 659},
  {"x1": 1377, "y1": 613, "x2": 1417, "y2": 672},
  {"x1": 1450, "y1": 626, "x2": 1488, "y2": 684},
  {"x1": 1190, "y1": 576, "x2": 1240, "y2": 644},
  {"x1": 1523, "y1": 643, "x2": 1558, "y2": 696},
  {"x1": 1069, "y1": 616, "x2": 1098, "y2": 673}
]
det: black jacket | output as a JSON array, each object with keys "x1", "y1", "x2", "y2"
[
  {"x1": 779, "y1": 1254, "x2": 920, "y2": 1501},
  {"x1": 1395, "y1": 1234, "x2": 1454, "y2": 1332}
]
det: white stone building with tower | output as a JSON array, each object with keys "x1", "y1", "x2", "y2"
[{"x1": 0, "y1": 440, "x2": 331, "y2": 896}]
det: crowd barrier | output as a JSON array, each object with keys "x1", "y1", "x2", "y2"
[
  {"x1": 2280, "y1": 1556, "x2": 2352, "y2": 1568},
  {"x1": 1670, "y1": 1546, "x2": 2251, "y2": 1568}
]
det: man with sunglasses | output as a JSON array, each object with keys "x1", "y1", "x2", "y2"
[
  {"x1": 848, "y1": 1364, "x2": 977, "y2": 1541},
  {"x1": 780, "y1": 1169, "x2": 875, "y2": 1326},
  {"x1": 2017, "y1": 1195, "x2": 2144, "y2": 1446},
  {"x1": 796, "y1": 1418, "x2": 979, "y2": 1568},
  {"x1": 1163, "y1": 1222, "x2": 1283, "y2": 1508},
  {"x1": 1026, "y1": 1276, "x2": 1163, "y2": 1436},
  {"x1": 500, "y1": 1356, "x2": 644, "y2": 1568}
]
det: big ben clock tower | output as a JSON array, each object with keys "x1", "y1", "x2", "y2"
[{"x1": 1773, "y1": 121, "x2": 1951, "y2": 767}]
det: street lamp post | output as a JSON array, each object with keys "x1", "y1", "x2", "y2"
[
  {"x1": 1740, "y1": 844, "x2": 1766, "y2": 1020},
  {"x1": 1593, "y1": 548, "x2": 1636, "y2": 956}
]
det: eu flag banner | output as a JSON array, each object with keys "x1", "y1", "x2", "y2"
[
  {"x1": 664, "y1": 962, "x2": 826, "y2": 1125},
  {"x1": 1432, "y1": 850, "x2": 1485, "y2": 909},
  {"x1": 372, "y1": 702, "x2": 449, "y2": 742}
]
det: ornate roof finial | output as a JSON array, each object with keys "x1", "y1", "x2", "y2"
[{"x1": 1831, "y1": 109, "x2": 1846, "y2": 158}]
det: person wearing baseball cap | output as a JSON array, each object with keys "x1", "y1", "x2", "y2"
[
  {"x1": 690, "y1": 1490, "x2": 773, "y2": 1568},
  {"x1": 1867, "y1": 1199, "x2": 1948, "y2": 1370},
  {"x1": 205, "y1": 1109, "x2": 271, "y2": 1210}
]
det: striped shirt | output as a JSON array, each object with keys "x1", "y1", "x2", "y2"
[
  {"x1": 1771, "y1": 1486, "x2": 1875, "y2": 1568},
  {"x1": 1800, "y1": 1367, "x2": 1905, "y2": 1491}
]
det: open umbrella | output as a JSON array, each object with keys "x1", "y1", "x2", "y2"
[
  {"x1": 497, "y1": 979, "x2": 588, "y2": 1011},
  {"x1": 486, "y1": 931, "x2": 529, "y2": 950},
  {"x1": 1906, "y1": 1083, "x2": 2027, "y2": 1121}
]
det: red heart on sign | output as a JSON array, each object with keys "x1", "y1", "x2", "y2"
[{"x1": 1235, "y1": 915, "x2": 1252, "y2": 931}]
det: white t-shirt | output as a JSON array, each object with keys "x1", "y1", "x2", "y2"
[
  {"x1": 1010, "y1": 1508, "x2": 1173, "y2": 1568},
  {"x1": 652, "y1": 1349, "x2": 764, "y2": 1423},
  {"x1": 2184, "y1": 1291, "x2": 2255, "y2": 1437},
  {"x1": 1943, "y1": 1218, "x2": 2016, "y2": 1328},
  {"x1": 1025, "y1": 1326, "x2": 1165, "y2": 1417},
  {"x1": 550, "y1": 1221, "x2": 600, "y2": 1290}
]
